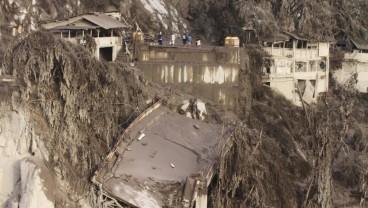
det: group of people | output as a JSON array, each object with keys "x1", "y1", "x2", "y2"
[{"x1": 158, "y1": 32, "x2": 201, "y2": 47}]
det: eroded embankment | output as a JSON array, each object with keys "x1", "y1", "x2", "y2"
[{"x1": 3, "y1": 31, "x2": 159, "y2": 201}]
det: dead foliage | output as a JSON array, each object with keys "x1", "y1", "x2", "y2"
[
  {"x1": 209, "y1": 125, "x2": 299, "y2": 208},
  {"x1": 3, "y1": 31, "x2": 157, "y2": 198}
]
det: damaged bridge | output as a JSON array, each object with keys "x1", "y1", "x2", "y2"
[{"x1": 92, "y1": 100, "x2": 233, "y2": 207}]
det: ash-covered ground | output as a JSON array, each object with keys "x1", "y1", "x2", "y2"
[{"x1": 1, "y1": 30, "x2": 368, "y2": 208}]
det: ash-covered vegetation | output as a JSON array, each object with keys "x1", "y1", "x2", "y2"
[
  {"x1": 2, "y1": 0, "x2": 368, "y2": 207},
  {"x1": 186, "y1": 0, "x2": 368, "y2": 44},
  {"x1": 3, "y1": 31, "x2": 159, "y2": 197}
]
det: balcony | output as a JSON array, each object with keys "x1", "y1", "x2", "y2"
[
  {"x1": 264, "y1": 47, "x2": 319, "y2": 59},
  {"x1": 345, "y1": 52, "x2": 368, "y2": 62}
]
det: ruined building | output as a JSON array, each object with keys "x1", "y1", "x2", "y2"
[
  {"x1": 261, "y1": 31, "x2": 330, "y2": 106},
  {"x1": 40, "y1": 11, "x2": 128, "y2": 62}
]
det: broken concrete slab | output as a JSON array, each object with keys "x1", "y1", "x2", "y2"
[{"x1": 92, "y1": 101, "x2": 230, "y2": 207}]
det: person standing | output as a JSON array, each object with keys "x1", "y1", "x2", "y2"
[
  {"x1": 182, "y1": 33, "x2": 187, "y2": 45},
  {"x1": 187, "y1": 34, "x2": 192, "y2": 46},
  {"x1": 195, "y1": 37, "x2": 201, "y2": 48},
  {"x1": 170, "y1": 33, "x2": 176, "y2": 46},
  {"x1": 158, "y1": 32, "x2": 163, "y2": 45}
]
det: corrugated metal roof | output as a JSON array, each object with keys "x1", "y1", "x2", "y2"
[{"x1": 82, "y1": 12, "x2": 128, "y2": 29}]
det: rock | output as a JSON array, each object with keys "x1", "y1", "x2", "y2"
[{"x1": 19, "y1": 158, "x2": 54, "y2": 208}]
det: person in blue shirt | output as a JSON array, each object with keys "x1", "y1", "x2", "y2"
[{"x1": 187, "y1": 34, "x2": 192, "y2": 46}]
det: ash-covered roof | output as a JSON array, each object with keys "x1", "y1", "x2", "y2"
[
  {"x1": 351, "y1": 39, "x2": 368, "y2": 50},
  {"x1": 44, "y1": 12, "x2": 128, "y2": 31},
  {"x1": 49, "y1": 25, "x2": 98, "y2": 30},
  {"x1": 82, "y1": 12, "x2": 127, "y2": 29},
  {"x1": 260, "y1": 33, "x2": 289, "y2": 43},
  {"x1": 92, "y1": 101, "x2": 230, "y2": 207},
  {"x1": 282, "y1": 31, "x2": 309, "y2": 41}
]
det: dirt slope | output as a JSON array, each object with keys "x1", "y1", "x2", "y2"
[{"x1": 3, "y1": 31, "x2": 160, "y2": 201}]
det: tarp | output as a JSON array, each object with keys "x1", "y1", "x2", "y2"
[{"x1": 302, "y1": 80, "x2": 315, "y2": 105}]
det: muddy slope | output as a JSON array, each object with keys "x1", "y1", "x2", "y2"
[
  {"x1": 3, "y1": 31, "x2": 159, "y2": 199},
  {"x1": 209, "y1": 72, "x2": 368, "y2": 207}
]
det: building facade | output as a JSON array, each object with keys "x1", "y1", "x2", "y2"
[
  {"x1": 262, "y1": 32, "x2": 330, "y2": 106},
  {"x1": 333, "y1": 38, "x2": 368, "y2": 92},
  {"x1": 40, "y1": 12, "x2": 128, "y2": 61}
]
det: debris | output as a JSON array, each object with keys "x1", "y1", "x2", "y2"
[
  {"x1": 126, "y1": 147, "x2": 131, "y2": 151},
  {"x1": 170, "y1": 163, "x2": 175, "y2": 168},
  {"x1": 193, "y1": 99, "x2": 207, "y2": 120},
  {"x1": 179, "y1": 100, "x2": 190, "y2": 114},
  {"x1": 137, "y1": 132, "x2": 145, "y2": 141},
  {"x1": 193, "y1": 124, "x2": 200, "y2": 129}
]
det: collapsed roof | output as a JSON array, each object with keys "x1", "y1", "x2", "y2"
[{"x1": 92, "y1": 101, "x2": 230, "y2": 207}]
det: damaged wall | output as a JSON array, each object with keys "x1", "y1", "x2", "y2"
[{"x1": 135, "y1": 46, "x2": 246, "y2": 111}]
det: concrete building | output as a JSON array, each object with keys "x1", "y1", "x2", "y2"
[
  {"x1": 40, "y1": 12, "x2": 128, "y2": 61},
  {"x1": 261, "y1": 32, "x2": 330, "y2": 106},
  {"x1": 333, "y1": 37, "x2": 368, "y2": 92}
]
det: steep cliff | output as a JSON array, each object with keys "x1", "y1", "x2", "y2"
[{"x1": 1, "y1": 31, "x2": 160, "y2": 205}]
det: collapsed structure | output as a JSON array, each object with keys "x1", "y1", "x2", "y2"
[{"x1": 92, "y1": 100, "x2": 231, "y2": 207}]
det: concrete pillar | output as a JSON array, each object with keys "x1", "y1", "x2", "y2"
[
  {"x1": 195, "y1": 194, "x2": 207, "y2": 208},
  {"x1": 271, "y1": 43, "x2": 273, "y2": 56},
  {"x1": 95, "y1": 48, "x2": 99, "y2": 60},
  {"x1": 293, "y1": 40, "x2": 296, "y2": 74},
  {"x1": 68, "y1": 30, "x2": 70, "y2": 39},
  {"x1": 112, "y1": 46, "x2": 116, "y2": 61}
]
